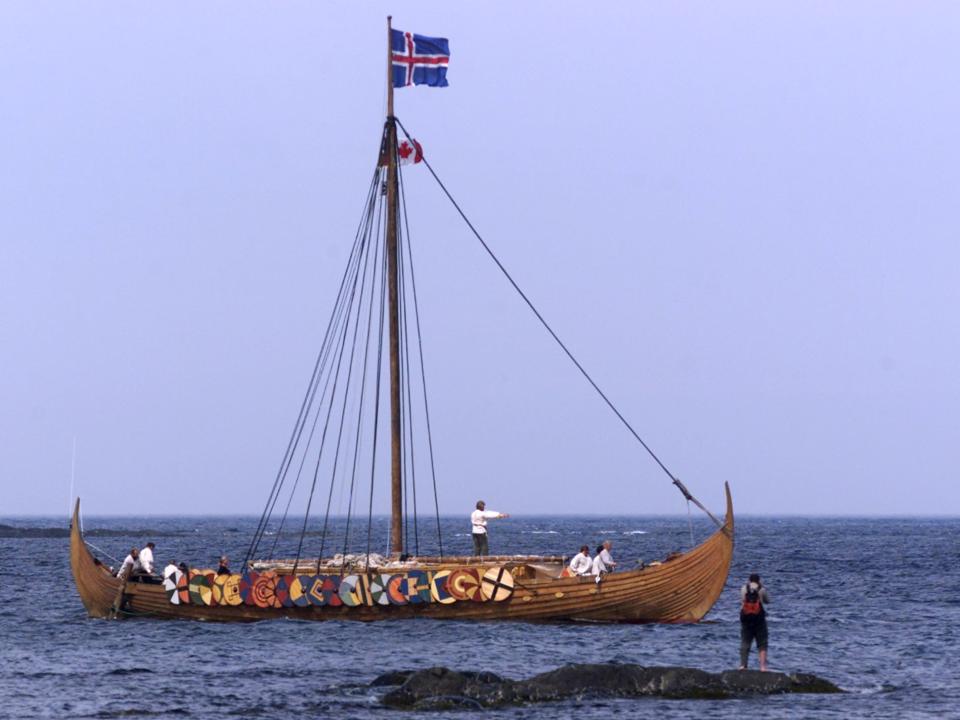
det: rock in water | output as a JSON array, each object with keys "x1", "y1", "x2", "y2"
[{"x1": 380, "y1": 663, "x2": 841, "y2": 708}]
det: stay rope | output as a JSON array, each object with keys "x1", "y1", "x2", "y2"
[{"x1": 393, "y1": 116, "x2": 721, "y2": 529}]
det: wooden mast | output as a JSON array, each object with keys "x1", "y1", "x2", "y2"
[{"x1": 385, "y1": 17, "x2": 404, "y2": 555}]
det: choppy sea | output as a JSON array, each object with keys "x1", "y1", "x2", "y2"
[{"x1": 1, "y1": 514, "x2": 957, "y2": 719}]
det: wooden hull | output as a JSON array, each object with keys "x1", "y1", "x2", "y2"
[{"x1": 70, "y1": 485, "x2": 734, "y2": 623}]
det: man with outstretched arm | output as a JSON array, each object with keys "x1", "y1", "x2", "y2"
[{"x1": 470, "y1": 500, "x2": 509, "y2": 556}]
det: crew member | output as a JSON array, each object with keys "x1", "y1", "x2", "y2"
[
  {"x1": 470, "y1": 500, "x2": 509, "y2": 557},
  {"x1": 592, "y1": 540, "x2": 617, "y2": 579},
  {"x1": 139, "y1": 542, "x2": 156, "y2": 575},
  {"x1": 116, "y1": 547, "x2": 140, "y2": 579},
  {"x1": 163, "y1": 559, "x2": 178, "y2": 579},
  {"x1": 217, "y1": 556, "x2": 231, "y2": 575},
  {"x1": 568, "y1": 545, "x2": 592, "y2": 576}
]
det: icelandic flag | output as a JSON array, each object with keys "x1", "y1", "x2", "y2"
[{"x1": 391, "y1": 29, "x2": 450, "y2": 88}]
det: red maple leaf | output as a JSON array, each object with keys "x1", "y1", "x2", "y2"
[{"x1": 398, "y1": 141, "x2": 413, "y2": 159}]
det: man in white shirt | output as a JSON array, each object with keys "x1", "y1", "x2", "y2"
[
  {"x1": 471, "y1": 500, "x2": 509, "y2": 556},
  {"x1": 568, "y1": 545, "x2": 592, "y2": 576},
  {"x1": 162, "y1": 560, "x2": 178, "y2": 580},
  {"x1": 139, "y1": 542, "x2": 156, "y2": 576},
  {"x1": 116, "y1": 547, "x2": 140, "y2": 578},
  {"x1": 592, "y1": 540, "x2": 617, "y2": 580}
]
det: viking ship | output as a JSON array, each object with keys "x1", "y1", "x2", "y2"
[{"x1": 71, "y1": 19, "x2": 734, "y2": 623}]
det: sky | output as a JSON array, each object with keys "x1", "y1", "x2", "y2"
[{"x1": 1, "y1": 2, "x2": 958, "y2": 517}]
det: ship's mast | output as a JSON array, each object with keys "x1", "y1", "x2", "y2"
[{"x1": 385, "y1": 16, "x2": 404, "y2": 556}]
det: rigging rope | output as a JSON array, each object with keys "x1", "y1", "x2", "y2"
[
  {"x1": 318, "y1": 175, "x2": 384, "y2": 565},
  {"x1": 393, "y1": 116, "x2": 722, "y2": 529},
  {"x1": 293, "y1": 180, "x2": 382, "y2": 572},
  {"x1": 342, "y1": 183, "x2": 387, "y2": 565},
  {"x1": 365, "y1": 222, "x2": 389, "y2": 568},
  {"x1": 244, "y1": 170, "x2": 379, "y2": 565},
  {"x1": 396, "y1": 197, "x2": 421, "y2": 556},
  {"x1": 398, "y1": 159, "x2": 444, "y2": 557}
]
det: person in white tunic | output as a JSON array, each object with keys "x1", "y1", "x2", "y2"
[
  {"x1": 591, "y1": 540, "x2": 617, "y2": 581},
  {"x1": 116, "y1": 547, "x2": 140, "y2": 578},
  {"x1": 471, "y1": 500, "x2": 509, "y2": 556},
  {"x1": 139, "y1": 542, "x2": 156, "y2": 575},
  {"x1": 568, "y1": 545, "x2": 592, "y2": 576}
]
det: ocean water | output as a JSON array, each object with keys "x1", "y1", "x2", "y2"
[{"x1": 1, "y1": 514, "x2": 958, "y2": 719}]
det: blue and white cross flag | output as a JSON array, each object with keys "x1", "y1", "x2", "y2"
[{"x1": 391, "y1": 29, "x2": 450, "y2": 88}]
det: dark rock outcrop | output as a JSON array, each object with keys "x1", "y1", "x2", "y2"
[{"x1": 379, "y1": 663, "x2": 841, "y2": 709}]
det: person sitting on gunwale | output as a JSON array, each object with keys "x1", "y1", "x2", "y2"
[
  {"x1": 217, "y1": 556, "x2": 231, "y2": 575},
  {"x1": 116, "y1": 547, "x2": 140, "y2": 578},
  {"x1": 592, "y1": 540, "x2": 617, "y2": 580},
  {"x1": 568, "y1": 545, "x2": 593, "y2": 576}
]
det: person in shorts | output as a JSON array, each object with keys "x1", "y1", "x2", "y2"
[{"x1": 739, "y1": 573, "x2": 770, "y2": 671}]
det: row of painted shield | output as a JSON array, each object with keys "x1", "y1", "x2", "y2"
[{"x1": 162, "y1": 566, "x2": 515, "y2": 608}]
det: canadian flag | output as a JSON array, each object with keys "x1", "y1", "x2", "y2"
[{"x1": 397, "y1": 138, "x2": 423, "y2": 165}]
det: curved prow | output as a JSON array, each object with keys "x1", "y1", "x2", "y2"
[
  {"x1": 70, "y1": 498, "x2": 118, "y2": 618},
  {"x1": 723, "y1": 480, "x2": 734, "y2": 537}
]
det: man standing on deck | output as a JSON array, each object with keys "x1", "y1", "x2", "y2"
[
  {"x1": 739, "y1": 573, "x2": 771, "y2": 671},
  {"x1": 471, "y1": 500, "x2": 509, "y2": 557},
  {"x1": 139, "y1": 542, "x2": 156, "y2": 576}
]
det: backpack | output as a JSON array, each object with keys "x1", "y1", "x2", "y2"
[{"x1": 741, "y1": 584, "x2": 763, "y2": 618}]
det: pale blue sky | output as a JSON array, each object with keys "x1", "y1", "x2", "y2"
[{"x1": 1, "y1": 2, "x2": 958, "y2": 516}]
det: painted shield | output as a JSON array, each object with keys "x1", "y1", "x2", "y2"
[
  {"x1": 289, "y1": 576, "x2": 311, "y2": 608},
  {"x1": 357, "y1": 575, "x2": 374, "y2": 606},
  {"x1": 239, "y1": 571, "x2": 259, "y2": 606},
  {"x1": 322, "y1": 575, "x2": 343, "y2": 607},
  {"x1": 369, "y1": 574, "x2": 392, "y2": 606},
  {"x1": 175, "y1": 569, "x2": 191, "y2": 604},
  {"x1": 338, "y1": 575, "x2": 361, "y2": 607},
  {"x1": 203, "y1": 571, "x2": 218, "y2": 606},
  {"x1": 163, "y1": 567, "x2": 183, "y2": 605},
  {"x1": 275, "y1": 575, "x2": 292, "y2": 608},
  {"x1": 447, "y1": 568, "x2": 483, "y2": 601},
  {"x1": 430, "y1": 570, "x2": 456, "y2": 604},
  {"x1": 386, "y1": 574, "x2": 408, "y2": 605},
  {"x1": 212, "y1": 573, "x2": 229, "y2": 605},
  {"x1": 405, "y1": 570, "x2": 432, "y2": 604},
  {"x1": 481, "y1": 566, "x2": 515, "y2": 602},
  {"x1": 252, "y1": 571, "x2": 282, "y2": 609},
  {"x1": 304, "y1": 576, "x2": 326, "y2": 607},
  {"x1": 220, "y1": 574, "x2": 243, "y2": 606},
  {"x1": 188, "y1": 570, "x2": 213, "y2": 606}
]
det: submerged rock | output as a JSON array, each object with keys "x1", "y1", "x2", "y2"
[{"x1": 380, "y1": 663, "x2": 841, "y2": 708}]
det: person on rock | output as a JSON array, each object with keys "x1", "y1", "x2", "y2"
[{"x1": 739, "y1": 573, "x2": 771, "y2": 671}]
